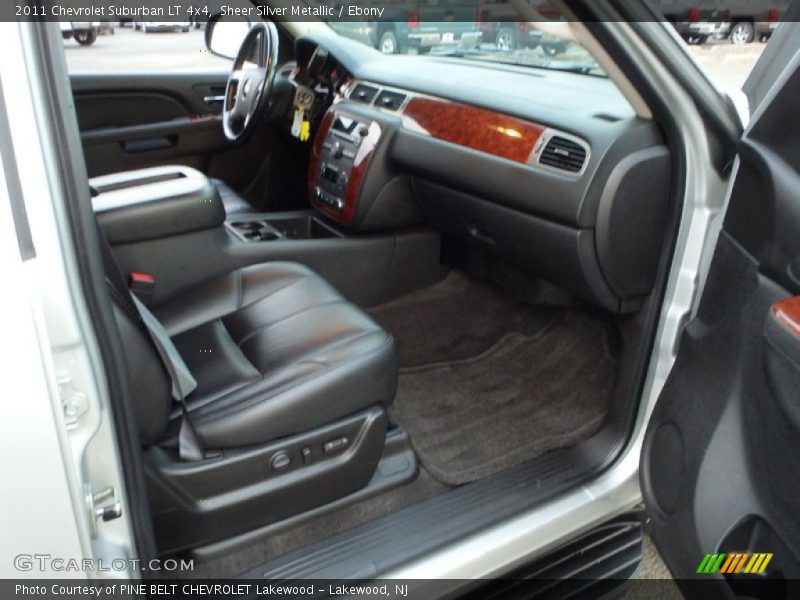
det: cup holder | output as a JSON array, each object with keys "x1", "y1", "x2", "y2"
[
  {"x1": 242, "y1": 229, "x2": 280, "y2": 242},
  {"x1": 227, "y1": 215, "x2": 342, "y2": 242},
  {"x1": 234, "y1": 222, "x2": 261, "y2": 231},
  {"x1": 229, "y1": 221, "x2": 282, "y2": 242}
]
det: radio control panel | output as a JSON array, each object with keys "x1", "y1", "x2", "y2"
[
  {"x1": 314, "y1": 116, "x2": 367, "y2": 209},
  {"x1": 309, "y1": 110, "x2": 381, "y2": 226}
]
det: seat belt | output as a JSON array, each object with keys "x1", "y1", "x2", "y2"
[
  {"x1": 129, "y1": 295, "x2": 206, "y2": 462},
  {"x1": 96, "y1": 220, "x2": 205, "y2": 461}
]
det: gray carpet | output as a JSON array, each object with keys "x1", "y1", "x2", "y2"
[
  {"x1": 370, "y1": 272, "x2": 618, "y2": 486},
  {"x1": 369, "y1": 272, "x2": 559, "y2": 368},
  {"x1": 393, "y1": 311, "x2": 617, "y2": 484}
]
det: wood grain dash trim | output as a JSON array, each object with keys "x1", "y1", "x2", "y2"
[
  {"x1": 401, "y1": 96, "x2": 545, "y2": 164},
  {"x1": 772, "y1": 296, "x2": 800, "y2": 337}
]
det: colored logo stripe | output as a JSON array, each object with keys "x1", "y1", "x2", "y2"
[
  {"x1": 697, "y1": 552, "x2": 773, "y2": 575},
  {"x1": 697, "y1": 554, "x2": 725, "y2": 574},
  {"x1": 720, "y1": 553, "x2": 748, "y2": 574},
  {"x1": 744, "y1": 553, "x2": 773, "y2": 574}
]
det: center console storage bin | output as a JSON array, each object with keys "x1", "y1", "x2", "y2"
[
  {"x1": 91, "y1": 165, "x2": 225, "y2": 244},
  {"x1": 227, "y1": 214, "x2": 342, "y2": 242}
]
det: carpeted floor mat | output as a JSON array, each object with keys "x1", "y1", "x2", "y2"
[
  {"x1": 385, "y1": 292, "x2": 618, "y2": 485},
  {"x1": 369, "y1": 272, "x2": 559, "y2": 368}
]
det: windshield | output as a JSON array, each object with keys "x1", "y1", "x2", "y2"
[{"x1": 321, "y1": 1, "x2": 605, "y2": 76}]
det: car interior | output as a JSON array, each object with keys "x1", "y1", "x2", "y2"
[{"x1": 64, "y1": 14, "x2": 681, "y2": 579}]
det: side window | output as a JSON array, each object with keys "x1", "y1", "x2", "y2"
[
  {"x1": 62, "y1": 19, "x2": 232, "y2": 74},
  {"x1": 660, "y1": 1, "x2": 787, "y2": 91}
]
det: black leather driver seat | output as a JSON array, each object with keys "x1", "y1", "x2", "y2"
[
  {"x1": 96, "y1": 196, "x2": 397, "y2": 551},
  {"x1": 153, "y1": 262, "x2": 397, "y2": 449},
  {"x1": 104, "y1": 247, "x2": 397, "y2": 451}
]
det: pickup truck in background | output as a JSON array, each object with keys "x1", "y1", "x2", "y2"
[
  {"x1": 329, "y1": 0, "x2": 483, "y2": 54},
  {"x1": 477, "y1": 0, "x2": 567, "y2": 54},
  {"x1": 659, "y1": 0, "x2": 789, "y2": 45},
  {"x1": 59, "y1": 21, "x2": 101, "y2": 46}
]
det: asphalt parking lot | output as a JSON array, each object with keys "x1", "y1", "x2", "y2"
[
  {"x1": 686, "y1": 40, "x2": 767, "y2": 90},
  {"x1": 63, "y1": 26, "x2": 231, "y2": 72},
  {"x1": 65, "y1": 25, "x2": 765, "y2": 92}
]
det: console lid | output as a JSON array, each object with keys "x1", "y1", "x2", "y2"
[{"x1": 91, "y1": 166, "x2": 225, "y2": 244}]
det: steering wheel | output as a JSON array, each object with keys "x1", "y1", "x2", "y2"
[{"x1": 222, "y1": 22, "x2": 279, "y2": 143}]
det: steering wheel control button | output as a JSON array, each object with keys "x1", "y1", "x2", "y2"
[
  {"x1": 323, "y1": 437, "x2": 349, "y2": 455},
  {"x1": 301, "y1": 446, "x2": 313, "y2": 465},
  {"x1": 270, "y1": 451, "x2": 291, "y2": 472}
]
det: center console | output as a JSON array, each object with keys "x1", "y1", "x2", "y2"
[
  {"x1": 91, "y1": 165, "x2": 225, "y2": 245},
  {"x1": 308, "y1": 109, "x2": 382, "y2": 227},
  {"x1": 93, "y1": 163, "x2": 443, "y2": 310},
  {"x1": 226, "y1": 213, "x2": 342, "y2": 242}
]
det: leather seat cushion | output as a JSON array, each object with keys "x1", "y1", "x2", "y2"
[{"x1": 155, "y1": 263, "x2": 397, "y2": 448}]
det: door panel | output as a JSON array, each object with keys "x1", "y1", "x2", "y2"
[
  {"x1": 71, "y1": 72, "x2": 229, "y2": 124},
  {"x1": 71, "y1": 71, "x2": 309, "y2": 212},
  {"x1": 72, "y1": 72, "x2": 230, "y2": 177},
  {"x1": 641, "y1": 52, "x2": 800, "y2": 596}
]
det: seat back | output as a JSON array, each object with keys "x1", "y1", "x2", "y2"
[{"x1": 98, "y1": 226, "x2": 172, "y2": 444}]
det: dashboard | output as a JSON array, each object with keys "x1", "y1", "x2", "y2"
[{"x1": 292, "y1": 32, "x2": 673, "y2": 315}]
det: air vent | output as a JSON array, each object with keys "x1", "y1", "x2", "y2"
[
  {"x1": 374, "y1": 90, "x2": 407, "y2": 111},
  {"x1": 350, "y1": 83, "x2": 379, "y2": 104},
  {"x1": 539, "y1": 136, "x2": 587, "y2": 173}
]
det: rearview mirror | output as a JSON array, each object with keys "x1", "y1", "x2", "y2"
[{"x1": 205, "y1": 15, "x2": 252, "y2": 60}]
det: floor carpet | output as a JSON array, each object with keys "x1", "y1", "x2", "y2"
[
  {"x1": 372, "y1": 273, "x2": 618, "y2": 485},
  {"x1": 368, "y1": 271, "x2": 559, "y2": 368}
]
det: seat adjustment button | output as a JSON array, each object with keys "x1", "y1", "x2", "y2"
[
  {"x1": 301, "y1": 446, "x2": 312, "y2": 465},
  {"x1": 323, "y1": 437, "x2": 349, "y2": 454},
  {"x1": 270, "y1": 451, "x2": 291, "y2": 472}
]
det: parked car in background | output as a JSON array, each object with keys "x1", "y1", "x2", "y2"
[
  {"x1": 661, "y1": 4, "x2": 733, "y2": 45},
  {"x1": 59, "y1": 21, "x2": 100, "y2": 46},
  {"x1": 133, "y1": 21, "x2": 191, "y2": 33},
  {"x1": 754, "y1": 6, "x2": 785, "y2": 41},
  {"x1": 479, "y1": 0, "x2": 541, "y2": 51},
  {"x1": 480, "y1": 19, "x2": 543, "y2": 51},
  {"x1": 477, "y1": 0, "x2": 567, "y2": 54},
  {"x1": 660, "y1": 0, "x2": 789, "y2": 45},
  {"x1": 480, "y1": 22, "x2": 568, "y2": 56},
  {"x1": 329, "y1": 0, "x2": 482, "y2": 54}
]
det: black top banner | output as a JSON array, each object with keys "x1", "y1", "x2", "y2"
[{"x1": 6, "y1": 0, "x2": 798, "y2": 23}]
